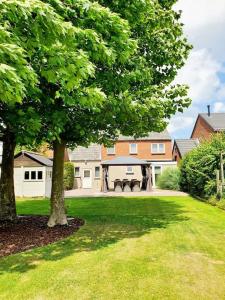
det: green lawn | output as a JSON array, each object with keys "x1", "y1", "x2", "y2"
[{"x1": 1, "y1": 196, "x2": 225, "y2": 299}]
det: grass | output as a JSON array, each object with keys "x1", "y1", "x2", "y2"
[{"x1": 1, "y1": 196, "x2": 225, "y2": 299}]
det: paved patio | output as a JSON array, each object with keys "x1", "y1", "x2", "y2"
[{"x1": 65, "y1": 188, "x2": 188, "y2": 198}]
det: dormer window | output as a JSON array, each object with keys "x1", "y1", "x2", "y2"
[{"x1": 129, "y1": 143, "x2": 137, "y2": 154}]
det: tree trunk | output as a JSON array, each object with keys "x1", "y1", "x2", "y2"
[
  {"x1": 48, "y1": 140, "x2": 68, "y2": 227},
  {"x1": 0, "y1": 132, "x2": 16, "y2": 221}
]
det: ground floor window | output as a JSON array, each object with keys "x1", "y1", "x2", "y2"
[
  {"x1": 75, "y1": 167, "x2": 80, "y2": 177},
  {"x1": 95, "y1": 166, "x2": 100, "y2": 178},
  {"x1": 24, "y1": 170, "x2": 43, "y2": 181}
]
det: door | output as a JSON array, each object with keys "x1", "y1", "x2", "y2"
[{"x1": 83, "y1": 169, "x2": 92, "y2": 189}]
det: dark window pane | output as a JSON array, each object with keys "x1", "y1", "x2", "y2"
[
  {"x1": 31, "y1": 171, "x2": 36, "y2": 180},
  {"x1": 38, "y1": 171, "x2": 43, "y2": 180},
  {"x1": 24, "y1": 171, "x2": 29, "y2": 180},
  {"x1": 95, "y1": 167, "x2": 100, "y2": 178}
]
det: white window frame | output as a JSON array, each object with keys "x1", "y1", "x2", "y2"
[
  {"x1": 126, "y1": 166, "x2": 134, "y2": 174},
  {"x1": 95, "y1": 166, "x2": 100, "y2": 178},
  {"x1": 107, "y1": 145, "x2": 116, "y2": 155},
  {"x1": 24, "y1": 170, "x2": 43, "y2": 182},
  {"x1": 151, "y1": 143, "x2": 165, "y2": 154},
  {"x1": 129, "y1": 143, "x2": 137, "y2": 154},
  {"x1": 74, "y1": 167, "x2": 80, "y2": 177}
]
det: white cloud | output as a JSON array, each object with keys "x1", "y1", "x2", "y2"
[
  {"x1": 214, "y1": 102, "x2": 225, "y2": 112},
  {"x1": 168, "y1": 116, "x2": 195, "y2": 134},
  {"x1": 175, "y1": 0, "x2": 225, "y2": 60},
  {"x1": 175, "y1": 49, "x2": 222, "y2": 103}
]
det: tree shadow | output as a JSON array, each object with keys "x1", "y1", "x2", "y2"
[{"x1": 0, "y1": 196, "x2": 189, "y2": 275}]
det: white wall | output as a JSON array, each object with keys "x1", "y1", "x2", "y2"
[
  {"x1": 15, "y1": 166, "x2": 52, "y2": 197},
  {"x1": 72, "y1": 161, "x2": 102, "y2": 190}
]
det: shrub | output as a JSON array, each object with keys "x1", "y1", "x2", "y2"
[
  {"x1": 157, "y1": 167, "x2": 180, "y2": 190},
  {"x1": 64, "y1": 162, "x2": 74, "y2": 190},
  {"x1": 180, "y1": 133, "x2": 225, "y2": 198}
]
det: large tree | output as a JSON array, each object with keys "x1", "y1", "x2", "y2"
[{"x1": 42, "y1": 0, "x2": 191, "y2": 226}]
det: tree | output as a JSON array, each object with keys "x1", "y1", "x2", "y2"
[
  {"x1": 42, "y1": 0, "x2": 191, "y2": 226},
  {"x1": 0, "y1": 0, "x2": 97, "y2": 221}
]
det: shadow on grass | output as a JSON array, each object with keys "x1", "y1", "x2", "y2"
[{"x1": 0, "y1": 196, "x2": 188, "y2": 275}]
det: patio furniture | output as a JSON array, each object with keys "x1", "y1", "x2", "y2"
[
  {"x1": 132, "y1": 180, "x2": 141, "y2": 192},
  {"x1": 123, "y1": 180, "x2": 131, "y2": 192},
  {"x1": 113, "y1": 180, "x2": 123, "y2": 192}
]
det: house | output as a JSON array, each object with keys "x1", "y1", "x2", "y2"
[
  {"x1": 14, "y1": 151, "x2": 53, "y2": 197},
  {"x1": 68, "y1": 144, "x2": 102, "y2": 190},
  {"x1": 172, "y1": 139, "x2": 199, "y2": 162},
  {"x1": 191, "y1": 108, "x2": 225, "y2": 140},
  {"x1": 102, "y1": 130, "x2": 177, "y2": 189},
  {"x1": 69, "y1": 130, "x2": 177, "y2": 191}
]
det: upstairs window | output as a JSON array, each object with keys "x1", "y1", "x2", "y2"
[
  {"x1": 129, "y1": 143, "x2": 137, "y2": 154},
  {"x1": 151, "y1": 143, "x2": 165, "y2": 154},
  {"x1": 107, "y1": 145, "x2": 115, "y2": 155}
]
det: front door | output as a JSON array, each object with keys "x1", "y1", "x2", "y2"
[{"x1": 83, "y1": 169, "x2": 92, "y2": 189}]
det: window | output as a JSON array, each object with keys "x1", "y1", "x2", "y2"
[
  {"x1": 75, "y1": 167, "x2": 80, "y2": 177},
  {"x1": 24, "y1": 170, "x2": 43, "y2": 181},
  {"x1": 126, "y1": 166, "x2": 134, "y2": 174},
  {"x1": 129, "y1": 143, "x2": 137, "y2": 154},
  {"x1": 24, "y1": 171, "x2": 29, "y2": 180},
  {"x1": 151, "y1": 143, "x2": 165, "y2": 154},
  {"x1": 95, "y1": 166, "x2": 100, "y2": 178},
  {"x1": 107, "y1": 145, "x2": 115, "y2": 155},
  {"x1": 38, "y1": 171, "x2": 43, "y2": 180},
  {"x1": 31, "y1": 171, "x2": 36, "y2": 180}
]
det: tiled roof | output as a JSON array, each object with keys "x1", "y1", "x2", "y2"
[
  {"x1": 118, "y1": 129, "x2": 171, "y2": 141},
  {"x1": 102, "y1": 156, "x2": 149, "y2": 165},
  {"x1": 174, "y1": 139, "x2": 199, "y2": 157},
  {"x1": 15, "y1": 151, "x2": 53, "y2": 167},
  {"x1": 200, "y1": 113, "x2": 225, "y2": 131},
  {"x1": 69, "y1": 144, "x2": 101, "y2": 161}
]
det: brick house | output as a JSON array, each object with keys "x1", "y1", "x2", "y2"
[
  {"x1": 172, "y1": 139, "x2": 199, "y2": 162},
  {"x1": 191, "y1": 111, "x2": 225, "y2": 140},
  {"x1": 69, "y1": 130, "x2": 176, "y2": 190}
]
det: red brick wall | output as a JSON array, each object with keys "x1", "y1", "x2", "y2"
[
  {"x1": 172, "y1": 144, "x2": 181, "y2": 163},
  {"x1": 101, "y1": 140, "x2": 172, "y2": 161},
  {"x1": 191, "y1": 116, "x2": 214, "y2": 140}
]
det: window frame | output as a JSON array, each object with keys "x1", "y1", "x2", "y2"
[
  {"x1": 129, "y1": 143, "x2": 138, "y2": 154},
  {"x1": 107, "y1": 145, "x2": 116, "y2": 155},
  {"x1": 24, "y1": 170, "x2": 44, "y2": 182},
  {"x1": 126, "y1": 166, "x2": 134, "y2": 174},
  {"x1": 151, "y1": 143, "x2": 165, "y2": 154},
  {"x1": 74, "y1": 167, "x2": 80, "y2": 178},
  {"x1": 95, "y1": 166, "x2": 100, "y2": 178}
]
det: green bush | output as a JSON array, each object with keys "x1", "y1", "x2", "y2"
[
  {"x1": 157, "y1": 167, "x2": 180, "y2": 190},
  {"x1": 180, "y1": 133, "x2": 225, "y2": 198},
  {"x1": 64, "y1": 162, "x2": 74, "y2": 190}
]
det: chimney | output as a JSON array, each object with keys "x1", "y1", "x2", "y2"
[{"x1": 207, "y1": 105, "x2": 211, "y2": 117}]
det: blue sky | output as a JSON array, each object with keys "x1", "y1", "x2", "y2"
[{"x1": 168, "y1": 0, "x2": 225, "y2": 139}]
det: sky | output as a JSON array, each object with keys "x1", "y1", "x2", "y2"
[{"x1": 168, "y1": 0, "x2": 225, "y2": 139}]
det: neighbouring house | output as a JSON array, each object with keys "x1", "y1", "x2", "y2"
[
  {"x1": 13, "y1": 151, "x2": 53, "y2": 197},
  {"x1": 101, "y1": 130, "x2": 177, "y2": 189},
  {"x1": 191, "y1": 108, "x2": 225, "y2": 140},
  {"x1": 68, "y1": 144, "x2": 102, "y2": 190},
  {"x1": 172, "y1": 139, "x2": 199, "y2": 162},
  {"x1": 69, "y1": 130, "x2": 176, "y2": 191}
]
